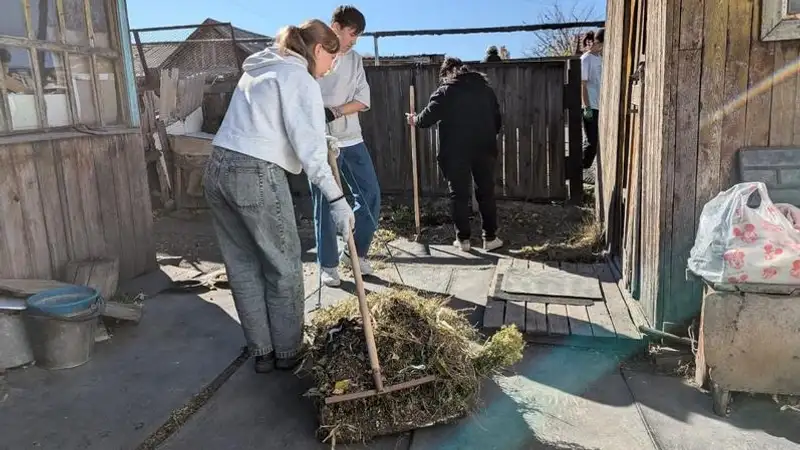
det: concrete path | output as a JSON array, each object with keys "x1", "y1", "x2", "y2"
[
  {"x1": 624, "y1": 371, "x2": 800, "y2": 450},
  {"x1": 0, "y1": 288, "x2": 244, "y2": 450}
]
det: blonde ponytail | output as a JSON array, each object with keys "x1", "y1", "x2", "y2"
[{"x1": 276, "y1": 20, "x2": 340, "y2": 76}]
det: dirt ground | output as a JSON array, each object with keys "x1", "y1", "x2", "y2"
[{"x1": 152, "y1": 191, "x2": 602, "y2": 276}]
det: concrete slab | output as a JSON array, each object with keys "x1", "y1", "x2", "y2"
[
  {"x1": 161, "y1": 363, "x2": 411, "y2": 450},
  {"x1": 623, "y1": 371, "x2": 800, "y2": 450},
  {"x1": 410, "y1": 347, "x2": 656, "y2": 450},
  {"x1": 446, "y1": 266, "x2": 495, "y2": 327},
  {"x1": 386, "y1": 240, "x2": 497, "y2": 267},
  {"x1": 0, "y1": 290, "x2": 244, "y2": 450}
]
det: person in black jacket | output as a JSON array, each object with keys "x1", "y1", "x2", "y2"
[{"x1": 406, "y1": 57, "x2": 504, "y2": 252}]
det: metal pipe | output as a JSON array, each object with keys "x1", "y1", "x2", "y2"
[{"x1": 638, "y1": 325, "x2": 694, "y2": 347}]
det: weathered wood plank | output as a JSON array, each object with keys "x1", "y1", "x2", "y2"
[
  {"x1": 125, "y1": 134, "x2": 156, "y2": 276},
  {"x1": 744, "y1": 0, "x2": 775, "y2": 148},
  {"x1": 669, "y1": 48, "x2": 703, "y2": 331},
  {"x1": 32, "y1": 141, "x2": 70, "y2": 279},
  {"x1": 574, "y1": 263, "x2": 617, "y2": 338},
  {"x1": 0, "y1": 148, "x2": 32, "y2": 278},
  {"x1": 768, "y1": 43, "x2": 799, "y2": 147},
  {"x1": 595, "y1": 263, "x2": 641, "y2": 340},
  {"x1": 719, "y1": 0, "x2": 753, "y2": 189},
  {"x1": 58, "y1": 139, "x2": 90, "y2": 262},
  {"x1": 525, "y1": 301, "x2": 548, "y2": 335},
  {"x1": 93, "y1": 139, "x2": 123, "y2": 265},
  {"x1": 12, "y1": 144, "x2": 52, "y2": 279},
  {"x1": 546, "y1": 304, "x2": 570, "y2": 336},
  {"x1": 566, "y1": 304, "x2": 593, "y2": 337},
  {"x1": 546, "y1": 66, "x2": 567, "y2": 199},
  {"x1": 531, "y1": 69, "x2": 549, "y2": 199},
  {"x1": 504, "y1": 300, "x2": 526, "y2": 331},
  {"x1": 77, "y1": 139, "x2": 108, "y2": 259},
  {"x1": 108, "y1": 136, "x2": 136, "y2": 280}
]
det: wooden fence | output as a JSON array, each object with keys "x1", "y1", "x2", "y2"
[{"x1": 202, "y1": 58, "x2": 584, "y2": 203}]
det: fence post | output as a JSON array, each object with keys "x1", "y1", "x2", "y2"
[
  {"x1": 565, "y1": 57, "x2": 584, "y2": 205},
  {"x1": 132, "y1": 31, "x2": 153, "y2": 90},
  {"x1": 373, "y1": 36, "x2": 380, "y2": 66}
]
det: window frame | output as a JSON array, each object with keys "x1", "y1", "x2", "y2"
[
  {"x1": 761, "y1": 0, "x2": 800, "y2": 42},
  {"x1": 0, "y1": 0, "x2": 131, "y2": 135}
]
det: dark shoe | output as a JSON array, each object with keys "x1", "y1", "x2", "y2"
[
  {"x1": 275, "y1": 356, "x2": 301, "y2": 371},
  {"x1": 254, "y1": 353, "x2": 276, "y2": 374}
]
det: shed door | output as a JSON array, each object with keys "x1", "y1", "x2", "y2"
[{"x1": 620, "y1": 0, "x2": 648, "y2": 301}]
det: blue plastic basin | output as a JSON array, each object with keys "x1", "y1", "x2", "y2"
[{"x1": 26, "y1": 285, "x2": 100, "y2": 317}]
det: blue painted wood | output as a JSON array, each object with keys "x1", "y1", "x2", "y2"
[{"x1": 115, "y1": 0, "x2": 140, "y2": 127}]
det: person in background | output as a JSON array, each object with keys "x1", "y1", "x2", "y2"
[
  {"x1": 314, "y1": 5, "x2": 380, "y2": 288},
  {"x1": 499, "y1": 46, "x2": 510, "y2": 60},
  {"x1": 205, "y1": 20, "x2": 354, "y2": 374},
  {"x1": 483, "y1": 45, "x2": 502, "y2": 62},
  {"x1": 406, "y1": 57, "x2": 504, "y2": 252},
  {"x1": 580, "y1": 28, "x2": 604, "y2": 169}
]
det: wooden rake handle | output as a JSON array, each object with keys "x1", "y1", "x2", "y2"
[
  {"x1": 326, "y1": 148, "x2": 385, "y2": 392},
  {"x1": 409, "y1": 85, "x2": 421, "y2": 237}
]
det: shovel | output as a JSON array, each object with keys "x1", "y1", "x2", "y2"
[{"x1": 406, "y1": 83, "x2": 431, "y2": 257}]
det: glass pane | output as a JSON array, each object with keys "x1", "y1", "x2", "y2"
[
  {"x1": 0, "y1": 2, "x2": 28, "y2": 37},
  {"x1": 63, "y1": 0, "x2": 89, "y2": 46},
  {"x1": 789, "y1": 0, "x2": 800, "y2": 14},
  {"x1": 2, "y1": 46, "x2": 40, "y2": 130},
  {"x1": 68, "y1": 53, "x2": 97, "y2": 124},
  {"x1": 38, "y1": 50, "x2": 70, "y2": 127},
  {"x1": 90, "y1": 0, "x2": 112, "y2": 48},
  {"x1": 30, "y1": 0, "x2": 60, "y2": 42},
  {"x1": 95, "y1": 57, "x2": 119, "y2": 124}
]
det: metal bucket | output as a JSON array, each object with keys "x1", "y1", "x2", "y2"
[
  {"x1": 24, "y1": 286, "x2": 102, "y2": 370},
  {"x1": 0, "y1": 310, "x2": 34, "y2": 370}
]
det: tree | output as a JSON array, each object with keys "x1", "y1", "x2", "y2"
[{"x1": 525, "y1": 2, "x2": 601, "y2": 58}]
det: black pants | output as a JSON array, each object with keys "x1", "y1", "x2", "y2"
[
  {"x1": 582, "y1": 108, "x2": 599, "y2": 169},
  {"x1": 439, "y1": 153, "x2": 498, "y2": 242}
]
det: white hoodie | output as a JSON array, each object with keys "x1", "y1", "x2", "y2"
[{"x1": 212, "y1": 47, "x2": 342, "y2": 201}]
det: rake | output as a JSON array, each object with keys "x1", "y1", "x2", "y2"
[{"x1": 323, "y1": 145, "x2": 437, "y2": 406}]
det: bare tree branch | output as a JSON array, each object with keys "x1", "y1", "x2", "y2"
[{"x1": 524, "y1": 1, "x2": 602, "y2": 58}]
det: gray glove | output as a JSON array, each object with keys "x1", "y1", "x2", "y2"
[{"x1": 329, "y1": 197, "x2": 355, "y2": 237}]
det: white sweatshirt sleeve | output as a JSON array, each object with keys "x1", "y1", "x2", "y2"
[{"x1": 280, "y1": 75, "x2": 343, "y2": 201}]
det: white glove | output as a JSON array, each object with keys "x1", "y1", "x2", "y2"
[
  {"x1": 329, "y1": 197, "x2": 355, "y2": 237},
  {"x1": 326, "y1": 135, "x2": 341, "y2": 158}
]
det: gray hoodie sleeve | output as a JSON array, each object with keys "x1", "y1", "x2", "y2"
[
  {"x1": 353, "y1": 55, "x2": 370, "y2": 110},
  {"x1": 280, "y1": 75, "x2": 343, "y2": 201}
]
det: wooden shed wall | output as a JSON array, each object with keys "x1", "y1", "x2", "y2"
[
  {"x1": 601, "y1": 0, "x2": 800, "y2": 331},
  {"x1": 0, "y1": 132, "x2": 156, "y2": 282}
]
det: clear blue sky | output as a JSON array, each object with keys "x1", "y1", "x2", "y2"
[{"x1": 127, "y1": 0, "x2": 606, "y2": 60}]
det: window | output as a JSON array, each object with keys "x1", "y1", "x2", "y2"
[
  {"x1": 0, "y1": 0, "x2": 125, "y2": 133},
  {"x1": 762, "y1": 0, "x2": 800, "y2": 41}
]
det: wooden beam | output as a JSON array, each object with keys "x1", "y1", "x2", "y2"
[
  {"x1": 55, "y1": 0, "x2": 80, "y2": 126},
  {"x1": 24, "y1": 0, "x2": 47, "y2": 128},
  {"x1": 373, "y1": 36, "x2": 380, "y2": 66},
  {"x1": 362, "y1": 21, "x2": 605, "y2": 38},
  {"x1": 0, "y1": 35, "x2": 118, "y2": 58}
]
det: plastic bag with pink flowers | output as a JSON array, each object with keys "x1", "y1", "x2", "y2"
[{"x1": 688, "y1": 182, "x2": 800, "y2": 285}]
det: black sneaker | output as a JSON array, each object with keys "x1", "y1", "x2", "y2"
[
  {"x1": 275, "y1": 356, "x2": 301, "y2": 371},
  {"x1": 254, "y1": 353, "x2": 276, "y2": 374}
]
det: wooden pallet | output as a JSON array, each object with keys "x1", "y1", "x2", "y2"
[{"x1": 484, "y1": 259, "x2": 643, "y2": 347}]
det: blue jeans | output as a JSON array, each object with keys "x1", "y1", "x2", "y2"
[
  {"x1": 310, "y1": 142, "x2": 381, "y2": 268},
  {"x1": 204, "y1": 147, "x2": 304, "y2": 359}
]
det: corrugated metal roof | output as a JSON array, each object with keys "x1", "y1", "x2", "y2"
[
  {"x1": 132, "y1": 42, "x2": 180, "y2": 76},
  {"x1": 201, "y1": 18, "x2": 273, "y2": 55}
]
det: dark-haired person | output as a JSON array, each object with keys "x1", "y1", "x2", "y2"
[
  {"x1": 483, "y1": 45, "x2": 502, "y2": 62},
  {"x1": 580, "y1": 28, "x2": 604, "y2": 169},
  {"x1": 205, "y1": 20, "x2": 354, "y2": 374},
  {"x1": 406, "y1": 57, "x2": 504, "y2": 252},
  {"x1": 313, "y1": 5, "x2": 380, "y2": 288}
]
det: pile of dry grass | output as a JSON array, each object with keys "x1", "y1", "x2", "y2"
[{"x1": 303, "y1": 289, "x2": 523, "y2": 444}]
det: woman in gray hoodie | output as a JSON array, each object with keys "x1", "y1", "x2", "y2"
[{"x1": 205, "y1": 20, "x2": 354, "y2": 373}]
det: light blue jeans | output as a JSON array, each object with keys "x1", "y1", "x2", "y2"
[
  {"x1": 310, "y1": 142, "x2": 381, "y2": 268},
  {"x1": 204, "y1": 146, "x2": 303, "y2": 359}
]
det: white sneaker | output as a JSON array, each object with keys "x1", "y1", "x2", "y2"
[
  {"x1": 320, "y1": 267, "x2": 341, "y2": 287},
  {"x1": 340, "y1": 253, "x2": 374, "y2": 276},
  {"x1": 453, "y1": 240, "x2": 471, "y2": 252},
  {"x1": 484, "y1": 238, "x2": 504, "y2": 252}
]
